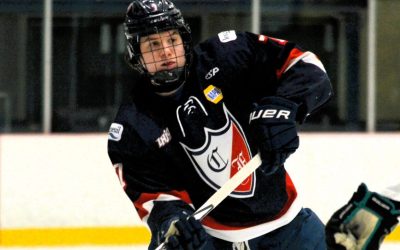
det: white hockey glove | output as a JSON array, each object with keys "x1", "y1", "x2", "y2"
[
  {"x1": 325, "y1": 183, "x2": 400, "y2": 250},
  {"x1": 159, "y1": 211, "x2": 210, "y2": 250}
]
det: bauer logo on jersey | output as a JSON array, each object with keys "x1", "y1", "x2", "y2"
[
  {"x1": 108, "y1": 123, "x2": 124, "y2": 141},
  {"x1": 218, "y1": 30, "x2": 237, "y2": 43},
  {"x1": 204, "y1": 85, "x2": 223, "y2": 104},
  {"x1": 177, "y1": 101, "x2": 255, "y2": 198}
]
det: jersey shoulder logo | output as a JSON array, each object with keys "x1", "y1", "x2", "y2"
[
  {"x1": 205, "y1": 67, "x2": 219, "y2": 80},
  {"x1": 176, "y1": 99, "x2": 255, "y2": 198},
  {"x1": 218, "y1": 30, "x2": 237, "y2": 43},
  {"x1": 108, "y1": 123, "x2": 124, "y2": 141}
]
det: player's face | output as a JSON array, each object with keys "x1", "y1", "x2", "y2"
[{"x1": 140, "y1": 29, "x2": 186, "y2": 74}]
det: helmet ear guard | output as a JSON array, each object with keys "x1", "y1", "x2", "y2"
[
  {"x1": 125, "y1": 36, "x2": 145, "y2": 74},
  {"x1": 124, "y1": 0, "x2": 193, "y2": 94}
]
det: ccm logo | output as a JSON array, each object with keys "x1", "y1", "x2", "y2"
[{"x1": 249, "y1": 109, "x2": 291, "y2": 122}]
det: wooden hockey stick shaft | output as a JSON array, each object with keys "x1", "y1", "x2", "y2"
[{"x1": 155, "y1": 153, "x2": 262, "y2": 250}]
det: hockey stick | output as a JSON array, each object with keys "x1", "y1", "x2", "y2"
[{"x1": 155, "y1": 153, "x2": 262, "y2": 250}]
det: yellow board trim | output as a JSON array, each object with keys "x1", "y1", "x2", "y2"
[
  {"x1": 0, "y1": 226, "x2": 399, "y2": 247},
  {"x1": 386, "y1": 226, "x2": 400, "y2": 241},
  {"x1": 0, "y1": 226, "x2": 150, "y2": 247}
]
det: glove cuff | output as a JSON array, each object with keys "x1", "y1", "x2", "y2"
[
  {"x1": 350, "y1": 183, "x2": 400, "y2": 228},
  {"x1": 353, "y1": 183, "x2": 400, "y2": 213}
]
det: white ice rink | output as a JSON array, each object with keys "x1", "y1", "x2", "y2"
[{"x1": 1, "y1": 135, "x2": 399, "y2": 250}]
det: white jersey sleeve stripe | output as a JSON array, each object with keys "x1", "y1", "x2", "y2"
[{"x1": 284, "y1": 51, "x2": 326, "y2": 74}]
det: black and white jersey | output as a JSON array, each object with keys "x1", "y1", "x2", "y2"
[{"x1": 108, "y1": 30, "x2": 332, "y2": 242}]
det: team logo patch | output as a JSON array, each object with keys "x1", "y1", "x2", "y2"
[
  {"x1": 203, "y1": 85, "x2": 223, "y2": 104},
  {"x1": 177, "y1": 100, "x2": 255, "y2": 198},
  {"x1": 218, "y1": 30, "x2": 237, "y2": 43},
  {"x1": 108, "y1": 123, "x2": 123, "y2": 141}
]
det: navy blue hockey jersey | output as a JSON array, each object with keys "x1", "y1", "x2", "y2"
[{"x1": 108, "y1": 30, "x2": 332, "y2": 242}]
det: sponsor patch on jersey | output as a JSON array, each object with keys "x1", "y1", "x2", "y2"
[
  {"x1": 218, "y1": 30, "x2": 237, "y2": 43},
  {"x1": 108, "y1": 123, "x2": 123, "y2": 141},
  {"x1": 204, "y1": 85, "x2": 223, "y2": 104}
]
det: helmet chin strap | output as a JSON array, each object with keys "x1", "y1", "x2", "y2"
[
  {"x1": 149, "y1": 67, "x2": 185, "y2": 93},
  {"x1": 155, "y1": 81, "x2": 185, "y2": 97},
  {"x1": 151, "y1": 67, "x2": 183, "y2": 85}
]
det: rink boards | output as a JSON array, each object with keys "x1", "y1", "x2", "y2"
[{"x1": 0, "y1": 133, "x2": 399, "y2": 247}]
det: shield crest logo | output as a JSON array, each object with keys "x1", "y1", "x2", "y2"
[{"x1": 177, "y1": 98, "x2": 255, "y2": 198}]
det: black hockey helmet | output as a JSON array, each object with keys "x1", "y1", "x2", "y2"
[{"x1": 124, "y1": 0, "x2": 192, "y2": 94}]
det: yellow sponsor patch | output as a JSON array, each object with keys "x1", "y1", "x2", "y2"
[{"x1": 204, "y1": 85, "x2": 223, "y2": 104}]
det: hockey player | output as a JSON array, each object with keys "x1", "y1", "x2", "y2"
[
  {"x1": 107, "y1": 0, "x2": 333, "y2": 249},
  {"x1": 326, "y1": 183, "x2": 400, "y2": 250}
]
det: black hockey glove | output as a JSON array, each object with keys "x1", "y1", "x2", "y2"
[
  {"x1": 159, "y1": 211, "x2": 209, "y2": 250},
  {"x1": 249, "y1": 96, "x2": 299, "y2": 173},
  {"x1": 326, "y1": 183, "x2": 400, "y2": 250}
]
